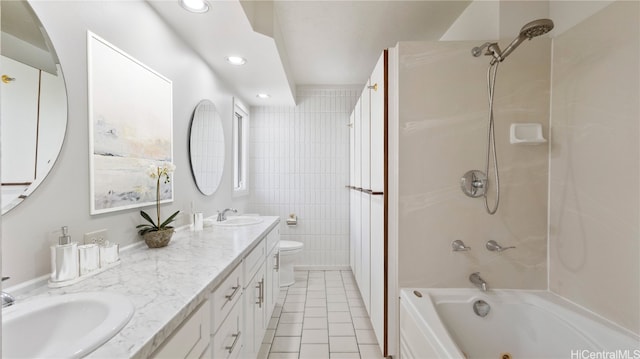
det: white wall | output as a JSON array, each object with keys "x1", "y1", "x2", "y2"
[
  {"x1": 248, "y1": 87, "x2": 358, "y2": 267},
  {"x1": 392, "y1": 39, "x2": 550, "y2": 290},
  {"x1": 2, "y1": 0, "x2": 244, "y2": 286},
  {"x1": 549, "y1": 0, "x2": 640, "y2": 335}
]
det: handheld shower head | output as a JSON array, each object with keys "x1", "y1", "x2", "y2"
[
  {"x1": 472, "y1": 18, "x2": 554, "y2": 64},
  {"x1": 520, "y1": 18, "x2": 554, "y2": 39},
  {"x1": 497, "y1": 18, "x2": 554, "y2": 62}
]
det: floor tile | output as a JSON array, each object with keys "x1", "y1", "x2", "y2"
[
  {"x1": 269, "y1": 353, "x2": 299, "y2": 359},
  {"x1": 327, "y1": 302, "x2": 349, "y2": 312},
  {"x1": 303, "y1": 317, "x2": 328, "y2": 329},
  {"x1": 351, "y1": 317, "x2": 372, "y2": 330},
  {"x1": 275, "y1": 323, "x2": 303, "y2": 337},
  {"x1": 268, "y1": 271, "x2": 379, "y2": 359},
  {"x1": 358, "y1": 344, "x2": 383, "y2": 358},
  {"x1": 271, "y1": 337, "x2": 301, "y2": 353},
  {"x1": 301, "y1": 329, "x2": 329, "y2": 344},
  {"x1": 288, "y1": 287, "x2": 307, "y2": 295},
  {"x1": 327, "y1": 287, "x2": 346, "y2": 294},
  {"x1": 307, "y1": 291, "x2": 327, "y2": 299},
  {"x1": 345, "y1": 290, "x2": 361, "y2": 299},
  {"x1": 348, "y1": 298, "x2": 364, "y2": 308},
  {"x1": 280, "y1": 312, "x2": 304, "y2": 324},
  {"x1": 329, "y1": 336, "x2": 358, "y2": 353},
  {"x1": 328, "y1": 323, "x2": 355, "y2": 337},
  {"x1": 326, "y1": 295, "x2": 348, "y2": 303},
  {"x1": 325, "y1": 275, "x2": 342, "y2": 281},
  {"x1": 286, "y1": 295, "x2": 307, "y2": 303},
  {"x1": 299, "y1": 344, "x2": 329, "y2": 359},
  {"x1": 328, "y1": 311, "x2": 351, "y2": 323},
  {"x1": 355, "y1": 330, "x2": 377, "y2": 344},
  {"x1": 350, "y1": 307, "x2": 369, "y2": 318},
  {"x1": 283, "y1": 302, "x2": 305, "y2": 313},
  {"x1": 305, "y1": 299, "x2": 327, "y2": 307},
  {"x1": 330, "y1": 353, "x2": 360, "y2": 359},
  {"x1": 304, "y1": 307, "x2": 328, "y2": 318}
]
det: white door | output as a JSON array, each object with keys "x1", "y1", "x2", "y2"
[
  {"x1": 370, "y1": 52, "x2": 386, "y2": 192},
  {"x1": 360, "y1": 191, "x2": 371, "y2": 313},
  {"x1": 370, "y1": 195, "x2": 385, "y2": 351}
]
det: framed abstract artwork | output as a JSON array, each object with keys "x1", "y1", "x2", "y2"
[{"x1": 87, "y1": 31, "x2": 173, "y2": 215}]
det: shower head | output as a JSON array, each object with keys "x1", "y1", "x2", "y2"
[
  {"x1": 496, "y1": 18, "x2": 554, "y2": 63},
  {"x1": 520, "y1": 18, "x2": 554, "y2": 39},
  {"x1": 472, "y1": 18, "x2": 554, "y2": 63}
]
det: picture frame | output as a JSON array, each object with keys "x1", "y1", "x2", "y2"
[{"x1": 87, "y1": 31, "x2": 173, "y2": 215}]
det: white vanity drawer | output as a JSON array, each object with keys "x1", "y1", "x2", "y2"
[
  {"x1": 211, "y1": 263, "x2": 242, "y2": 332},
  {"x1": 152, "y1": 299, "x2": 211, "y2": 359},
  {"x1": 211, "y1": 299, "x2": 242, "y2": 359},
  {"x1": 265, "y1": 227, "x2": 280, "y2": 255},
  {"x1": 243, "y1": 240, "x2": 265, "y2": 288}
]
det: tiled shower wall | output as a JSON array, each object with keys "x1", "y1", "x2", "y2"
[{"x1": 249, "y1": 87, "x2": 359, "y2": 267}]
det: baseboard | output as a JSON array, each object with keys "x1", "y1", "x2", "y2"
[{"x1": 294, "y1": 265, "x2": 352, "y2": 271}]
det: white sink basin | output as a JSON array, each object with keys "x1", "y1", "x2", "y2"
[
  {"x1": 2, "y1": 292, "x2": 134, "y2": 358},
  {"x1": 214, "y1": 216, "x2": 263, "y2": 227}
]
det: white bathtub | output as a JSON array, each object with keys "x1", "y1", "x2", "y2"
[{"x1": 400, "y1": 288, "x2": 640, "y2": 359}]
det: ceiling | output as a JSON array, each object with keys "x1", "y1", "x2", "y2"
[{"x1": 148, "y1": 0, "x2": 471, "y2": 106}]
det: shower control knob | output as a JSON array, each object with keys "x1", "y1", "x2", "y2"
[{"x1": 460, "y1": 170, "x2": 488, "y2": 198}]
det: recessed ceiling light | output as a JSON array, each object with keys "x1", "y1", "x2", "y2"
[
  {"x1": 225, "y1": 56, "x2": 247, "y2": 66},
  {"x1": 256, "y1": 93, "x2": 271, "y2": 99},
  {"x1": 179, "y1": 0, "x2": 209, "y2": 13}
]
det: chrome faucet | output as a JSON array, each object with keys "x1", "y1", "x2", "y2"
[
  {"x1": 486, "y1": 240, "x2": 516, "y2": 252},
  {"x1": 469, "y1": 272, "x2": 488, "y2": 292},
  {"x1": 451, "y1": 240, "x2": 471, "y2": 252},
  {"x1": 2, "y1": 277, "x2": 15, "y2": 308},
  {"x1": 217, "y1": 208, "x2": 238, "y2": 222}
]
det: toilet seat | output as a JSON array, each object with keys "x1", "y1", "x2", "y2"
[{"x1": 279, "y1": 240, "x2": 303, "y2": 252}]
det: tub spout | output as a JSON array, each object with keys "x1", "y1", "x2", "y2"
[{"x1": 469, "y1": 272, "x2": 488, "y2": 292}]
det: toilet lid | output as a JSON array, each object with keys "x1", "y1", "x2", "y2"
[{"x1": 279, "y1": 240, "x2": 303, "y2": 251}]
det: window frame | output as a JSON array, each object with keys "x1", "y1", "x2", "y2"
[{"x1": 232, "y1": 98, "x2": 249, "y2": 197}]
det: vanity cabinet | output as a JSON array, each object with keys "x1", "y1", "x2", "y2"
[
  {"x1": 243, "y1": 263, "x2": 266, "y2": 358},
  {"x1": 264, "y1": 228, "x2": 280, "y2": 324},
  {"x1": 210, "y1": 263, "x2": 243, "y2": 359},
  {"x1": 152, "y1": 299, "x2": 211, "y2": 359},
  {"x1": 150, "y1": 223, "x2": 280, "y2": 359},
  {"x1": 240, "y1": 225, "x2": 280, "y2": 359}
]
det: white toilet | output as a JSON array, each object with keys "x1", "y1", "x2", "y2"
[{"x1": 278, "y1": 240, "x2": 304, "y2": 287}]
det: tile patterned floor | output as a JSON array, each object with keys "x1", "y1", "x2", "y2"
[{"x1": 262, "y1": 270, "x2": 383, "y2": 359}]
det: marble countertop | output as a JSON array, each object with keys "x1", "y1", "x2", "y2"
[{"x1": 17, "y1": 216, "x2": 279, "y2": 359}]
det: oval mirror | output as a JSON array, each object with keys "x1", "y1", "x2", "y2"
[
  {"x1": 1, "y1": 1, "x2": 68, "y2": 214},
  {"x1": 189, "y1": 99, "x2": 225, "y2": 195}
]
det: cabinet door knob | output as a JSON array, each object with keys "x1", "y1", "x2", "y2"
[
  {"x1": 368, "y1": 83, "x2": 378, "y2": 91},
  {"x1": 2, "y1": 75, "x2": 16, "y2": 84}
]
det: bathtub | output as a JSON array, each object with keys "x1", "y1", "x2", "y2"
[{"x1": 399, "y1": 288, "x2": 640, "y2": 359}]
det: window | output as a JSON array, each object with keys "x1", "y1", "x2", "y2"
[{"x1": 233, "y1": 99, "x2": 249, "y2": 196}]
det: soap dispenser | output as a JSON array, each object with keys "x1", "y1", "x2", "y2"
[{"x1": 50, "y1": 226, "x2": 79, "y2": 282}]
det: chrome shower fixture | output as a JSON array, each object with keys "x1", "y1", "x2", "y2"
[
  {"x1": 465, "y1": 18, "x2": 554, "y2": 215},
  {"x1": 472, "y1": 18, "x2": 554, "y2": 64}
]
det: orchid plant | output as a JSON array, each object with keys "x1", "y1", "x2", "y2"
[{"x1": 137, "y1": 162, "x2": 180, "y2": 235}]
